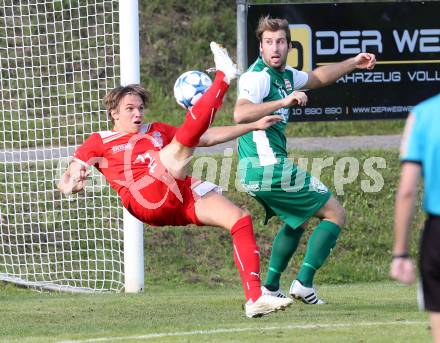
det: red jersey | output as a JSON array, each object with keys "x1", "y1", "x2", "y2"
[{"x1": 74, "y1": 122, "x2": 177, "y2": 207}]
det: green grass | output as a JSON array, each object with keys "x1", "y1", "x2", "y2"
[
  {"x1": 0, "y1": 150, "x2": 428, "y2": 341},
  {"x1": 0, "y1": 281, "x2": 429, "y2": 343}
]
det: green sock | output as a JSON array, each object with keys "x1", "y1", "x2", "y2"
[
  {"x1": 265, "y1": 223, "x2": 304, "y2": 290},
  {"x1": 297, "y1": 220, "x2": 341, "y2": 287}
]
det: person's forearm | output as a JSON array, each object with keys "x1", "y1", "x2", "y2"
[
  {"x1": 199, "y1": 123, "x2": 257, "y2": 147},
  {"x1": 393, "y1": 191, "x2": 417, "y2": 255},
  {"x1": 309, "y1": 57, "x2": 357, "y2": 88},
  {"x1": 234, "y1": 99, "x2": 285, "y2": 123}
]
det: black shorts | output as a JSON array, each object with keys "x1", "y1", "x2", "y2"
[{"x1": 420, "y1": 214, "x2": 440, "y2": 312}]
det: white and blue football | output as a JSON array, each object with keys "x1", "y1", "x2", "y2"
[{"x1": 173, "y1": 70, "x2": 212, "y2": 109}]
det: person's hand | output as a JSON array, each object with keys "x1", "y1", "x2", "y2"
[
  {"x1": 390, "y1": 257, "x2": 416, "y2": 285},
  {"x1": 58, "y1": 168, "x2": 91, "y2": 195},
  {"x1": 354, "y1": 53, "x2": 376, "y2": 70},
  {"x1": 282, "y1": 91, "x2": 308, "y2": 107},
  {"x1": 254, "y1": 115, "x2": 283, "y2": 130}
]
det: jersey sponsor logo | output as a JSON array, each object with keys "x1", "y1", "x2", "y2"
[
  {"x1": 111, "y1": 143, "x2": 133, "y2": 154},
  {"x1": 241, "y1": 183, "x2": 261, "y2": 193},
  {"x1": 274, "y1": 107, "x2": 290, "y2": 123}
]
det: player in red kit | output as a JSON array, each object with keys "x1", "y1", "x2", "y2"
[{"x1": 57, "y1": 42, "x2": 293, "y2": 317}]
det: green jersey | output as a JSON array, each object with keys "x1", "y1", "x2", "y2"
[{"x1": 237, "y1": 57, "x2": 308, "y2": 167}]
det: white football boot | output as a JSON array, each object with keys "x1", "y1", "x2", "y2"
[
  {"x1": 289, "y1": 280, "x2": 325, "y2": 305},
  {"x1": 261, "y1": 285, "x2": 289, "y2": 299},
  {"x1": 245, "y1": 294, "x2": 293, "y2": 318},
  {"x1": 209, "y1": 41, "x2": 239, "y2": 84}
]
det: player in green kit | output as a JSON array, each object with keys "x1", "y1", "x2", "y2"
[{"x1": 234, "y1": 16, "x2": 376, "y2": 304}]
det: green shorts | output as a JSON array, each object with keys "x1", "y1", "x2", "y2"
[{"x1": 239, "y1": 159, "x2": 331, "y2": 229}]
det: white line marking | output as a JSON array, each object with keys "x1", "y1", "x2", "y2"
[{"x1": 58, "y1": 320, "x2": 427, "y2": 343}]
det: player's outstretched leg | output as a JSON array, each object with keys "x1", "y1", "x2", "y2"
[
  {"x1": 175, "y1": 42, "x2": 238, "y2": 148},
  {"x1": 194, "y1": 191, "x2": 293, "y2": 318}
]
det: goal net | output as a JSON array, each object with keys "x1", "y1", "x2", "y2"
[{"x1": 0, "y1": 0, "x2": 126, "y2": 292}]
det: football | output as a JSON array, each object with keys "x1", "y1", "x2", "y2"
[{"x1": 173, "y1": 70, "x2": 212, "y2": 109}]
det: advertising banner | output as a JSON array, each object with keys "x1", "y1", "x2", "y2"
[{"x1": 248, "y1": 2, "x2": 440, "y2": 121}]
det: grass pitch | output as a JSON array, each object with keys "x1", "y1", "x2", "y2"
[{"x1": 0, "y1": 281, "x2": 430, "y2": 343}]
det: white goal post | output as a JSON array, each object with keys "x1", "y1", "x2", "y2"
[{"x1": 0, "y1": 0, "x2": 144, "y2": 293}]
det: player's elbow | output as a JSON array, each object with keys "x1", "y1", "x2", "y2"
[
  {"x1": 233, "y1": 115, "x2": 244, "y2": 124},
  {"x1": 306, "y1": 72, "x2": 326, "y2": 89},
  {"x1": 198, "y1": 133, "x2": 214, "y2": 147},
  {"x1": 233, "y1": 108, "x2": 247, "y2": 124},
  {"x1": 234, "y1": 99, "x2": 255, "y2": 124},
  {"x1": 396, "y1": 186, "x2": 417, "y2": 201}
]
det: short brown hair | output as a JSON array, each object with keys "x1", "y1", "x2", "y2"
[
  {"x1": 256, "y1": 15, "x2": 291, "y2": 44},
  {"x1": 103, "y1": 84, "x2": 151, "y2": 122}
]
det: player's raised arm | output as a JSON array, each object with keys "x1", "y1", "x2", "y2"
[
  {"x1": 304, "y1": 52, "x2": 376, "y2": 89},
  {"x1": 57, "y1": 160, "x2": 91, "y2": 195},
  {"x1": 198, "y1": 114, "x2": 283, "y2": 147}
]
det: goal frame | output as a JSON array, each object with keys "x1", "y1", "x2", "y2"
[
  {"x1": 119, "y1": 0, "x2": 144, "y2": 293},
  {"x1": 0, "y1": 0, "x2": 144, "y2": 293}
]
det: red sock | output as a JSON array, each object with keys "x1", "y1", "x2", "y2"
[
  {"x1": 175, "y1": 71, "x2": 229, "y2": 147},
  {"x1": 230, "y1": 215, "x2": 262, "y2": 302}
]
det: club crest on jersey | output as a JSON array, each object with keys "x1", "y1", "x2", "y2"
[
  {"x1": 284, "y1": 79, "x2": 293, "y2": 92},
  {"x1": 151, "y1": 131, "x2": 163, "y2": 148},
  {"x1": 111, "y1": 142, "x2": 133, "y2": 154}
]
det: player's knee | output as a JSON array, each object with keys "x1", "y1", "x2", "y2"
[
  {"x1": 228, "y1": 208, "x2": 250, "y2": 225},
  {"x1": 228, "y1": 208, "x2": 251, "y2": 231},
  {"x1": 335, "y1": 205, "x2": 347, "y2": 228},
  {"x1": 237, "y1": 208, "x2": 251, "y2": 221},
  {"x1": 339, "y1": 206, "x2": 347, "y2": 228},
  {"x1": 324, "y1": 202, "x2": 346, "y2": 228}
]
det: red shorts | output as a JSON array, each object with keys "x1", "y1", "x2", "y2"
[{"x1": 123, "y1": 176, "x2": 218, "y2": 227}]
